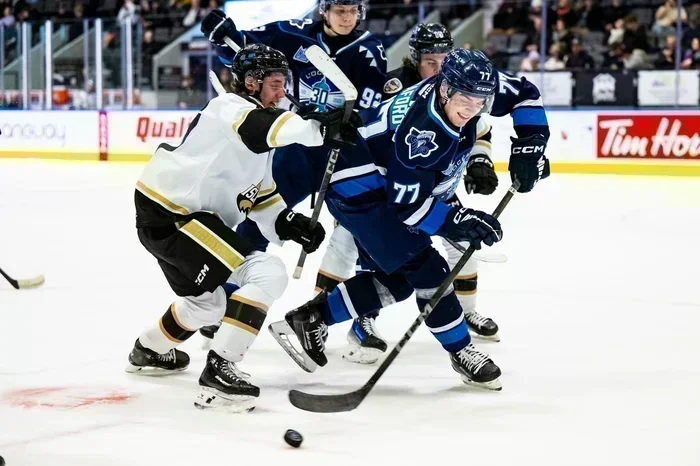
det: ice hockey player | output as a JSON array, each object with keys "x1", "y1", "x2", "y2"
[
  {"x1": 269, "y1": 49, "x2": 551, "y2": 390},
  {"x1": 125, "y1": 44, "x2": 360, "y2": 412},
  {"x1": 198, "y1": 0, "x2": 387, "y2": 345},
  {"x1": 323, "y1": 24, "x2": 503, "y2": 366}
]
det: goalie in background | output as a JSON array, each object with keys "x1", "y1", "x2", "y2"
[{"x1": 125, "y1": 44, "x2": 360, "y2": 413}]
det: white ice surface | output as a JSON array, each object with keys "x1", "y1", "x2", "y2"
[{"x1": 1, "y1": 159, "x2": 699, "y2": 466}]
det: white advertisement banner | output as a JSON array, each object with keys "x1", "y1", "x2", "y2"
[
  {"x1": 0, "y1": 111, "x2": 98, "y2": 158},
  {"x1": 107, "y1": 111, "x2": 198, "y2": 160},
  {"x1": 518, "y1": 72, "x2": 573, "y2": 106},
  {"x1": 637, "y1": 70, "x2": 700, "y2": 106}
]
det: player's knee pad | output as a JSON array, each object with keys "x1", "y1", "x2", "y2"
[
  {"x1": 177, "y1": 287, "x2": 228, "y2": 328},
  {"x1": 404, "y1": 247, "x2": 453, "y2": 291},
  {"x1": 229, "y1": 251, "x2": 288, "y2": 307}
]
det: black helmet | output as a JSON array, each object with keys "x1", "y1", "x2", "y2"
[
  {"x1": 232, "y1": 44, "x2": 289, "y2": 84},
  {"x1": 409, "y1": 23, "x2": 454, "y2": 64}
]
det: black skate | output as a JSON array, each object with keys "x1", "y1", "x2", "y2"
[
  {"x1": 268, "y1": 292, "x2": 329, "y2": 373},
  {"x1": 342, "y1": 314, "x2": 387, "y2": 364},
  {"x1": 199, "y1": 322, "x2": 221, "y2": 350},
  {"x1": 450, "y1": 343, "x2": 502, "y2": 391},
  {"x1": 125, "y1": 338, "x2": 190, "y2": 375},
  {"x1": 465, "y1": 310, "x2": 500, "y2": 342},
  {"x1": 194, "y1": 350, "x2": 259, "y2": 413}
]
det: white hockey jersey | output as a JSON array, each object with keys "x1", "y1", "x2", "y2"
[{"x1": 135, "y1": 92, "x2": 325, "y2": 245}]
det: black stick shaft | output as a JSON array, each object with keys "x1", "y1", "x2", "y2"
[{"x1": 0, "y1": 267, "x2": 19, "y2": 289}]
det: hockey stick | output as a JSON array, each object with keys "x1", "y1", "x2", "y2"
[
  {"x1": 292, "y1": 45, "x2": 357, "y2": 280},
  {"x1": 0, "y1": 267, "x2": 45, "y2": 290},
  {"x1": 288, "y1": 180, "x2": 520, "y2": 413}
]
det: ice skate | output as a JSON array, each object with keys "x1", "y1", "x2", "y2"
[
  {"x1": 125, "y1": 338, "x2": 190, "y2": 375},
  {"x1": 465, "y1": 309, "x2": 500, "y2": 342},
  {"x1": 199, "y1": 322, "x2": 221, "y2": 350},
  {"x1": 342, "y1": 314, "x2": 387, "y2": 364},
  {"x1": 450, "y1": 343, "x2": 502, "y2": 391},
  {"x1": 194, "y1": 350, "x2": 259, "y2": 413},
  {"x1": 269, "y1": 292, "x2": 329, "y2": 373}
]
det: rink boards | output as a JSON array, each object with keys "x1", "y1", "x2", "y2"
[{"x1": 0, "y1": 109, "x2": 699, "y2": 176}]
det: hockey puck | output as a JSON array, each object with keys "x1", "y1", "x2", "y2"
[
  {"x1": 0, "y1": 454, "x2": 5, "y2": 466},
  {"x1": 284, "y1": 429, "x2": 303, "y2": 448}
]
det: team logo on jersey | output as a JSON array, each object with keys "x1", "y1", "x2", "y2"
[
  {"x1": 293, "y1": 46, "x2": 309, "y2": 63},
  {"x1": 383, "y1": 77, "x2": 403, "y2": 95},
  {"x1": 237, "y1": 184, "x2": 260, "y2": 215},
  {"x1": 405, "y1": 127, "x2": 438, "y2": 160},
  {"x1": 299, "y1": 72, "x2": 345, "y2": 111}
]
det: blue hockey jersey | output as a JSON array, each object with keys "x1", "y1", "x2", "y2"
[
  {"x1": 215, "y1": 19, "x2": 387, "y2": 110},
  {"x1": 329, "y1": 70, "x2": 549, "y2": 235}
]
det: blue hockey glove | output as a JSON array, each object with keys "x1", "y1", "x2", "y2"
[
  {"x1": 438, "y1": 207, "x2": 503, "y2": 250},
  {"x1": 508, "y1": 134, "x2": 550, "y2": 193},
  {"x1": 464, "y1": 154, "x2": 498, "y2": 195},
  {"x1": 201, "y1": 9, "x2": 237, "y2": 46}
]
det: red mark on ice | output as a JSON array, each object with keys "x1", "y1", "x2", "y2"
[{"x1": 3, "y1": 386, "x2": 136, "y2": 409}]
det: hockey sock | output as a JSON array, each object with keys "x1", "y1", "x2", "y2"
[
  {"x1": 139, "y1": 303, "x2": 196, "y2": 354},
  {"x1": 211, "y1": 293, "x2": 268, "y2": 363},
  {"x1": 454, "y1": 273, "x2": 477, "y2": 312}
]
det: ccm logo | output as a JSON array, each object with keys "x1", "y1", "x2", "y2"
[
  {"x1": 195, "y1": 264, "x2": 210, "y2": 286},
  {"x1": 475, "y1": 86, "x2": 492, "y2": 92},
  {"x1": 513, "y1": 145, "x2": 545, "y2": 154}
]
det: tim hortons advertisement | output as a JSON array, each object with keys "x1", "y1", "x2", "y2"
[
  {"x1": 597, "y1": 114, "x2": 700, "y2": 159},
  {"x1": 107, "y1": 111, "x2": 197, "y2": 160}
]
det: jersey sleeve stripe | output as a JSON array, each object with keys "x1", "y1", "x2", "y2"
[
  {"x1": 403, "y1": 197, "x2": 435, "y2": 226},
  {"x1": 251, "y1": 194, "x2": 282, "y2": 211},
  {"x1": 414, "y1": 200, "x2": 452, "y2": 235},
  {"x1": 330, "y1": 164, "x2": 379, "y2": 184},
  {"x1": 266, "y1": 112, "x2": 296, "y2": 148},
  {"x1": 512, "y1": 107, "x2": 548, "y2": 126},
  {"x1": 330, "y1": 173, "x2": 385, "y2": 198},
  {"x1": 136, "y1": 181, "x2": 190, "y2": 215},
  {"x1": 232, "y1": 108, "x2": 255, "y2": 135},
  {"x1": 513, "y1": 97, "x2": 544, "y2": 109}
]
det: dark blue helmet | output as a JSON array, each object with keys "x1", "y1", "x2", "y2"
[
  {"x1": 439, "y1": 49, "x2": 496, "y2": 99},
  {"x1": 319, "y1": 0, "x2": 367, "y2": 21}
]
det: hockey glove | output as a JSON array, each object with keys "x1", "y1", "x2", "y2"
[
  {"x1": 464, "y1": 155, "x2": 498, "y2": 195},
  {"x1": 201, "y1": 9, "x2": 237, "y2": 46},
  {"x1": 438, "y1": 207, "x2": 503, "y2": 250},
  {"x1": 302, "y1": 108, "x2": 363, "y2": 149},
  {"x1": 275, "y1": 209, "x2": 326, "y2": 254},
  {"x1": 508, "y1": 134, "x2": 550, "y2": 193}
]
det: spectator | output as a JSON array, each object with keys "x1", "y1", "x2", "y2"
[
  {"x1": 578, "y1": 0, "x2": 605, "y2": 32},
  {"x1": 682, "y1": 6, "x2": 700, "y2": 49},
  {"x1": 555, "y1": 0, "x2": 578, "y2": 28},
  {"x1": 183, "y1": 0, "x2": 208, "y2": 27},
  {"x1": 493, "y1": 1, "x2": 530, "y2": 33},
  {"x1": 177, "y1": 75, "x2": 202, "y2": 108},
  {"x1": 654, "y1": 34, "x2": 678, "y2": 69},
  {"x1": 603, "y1": 41, "x2": 625, "y2": 69},
  {"x1": 553, "y1": 18, "x2": 574, "y2": 52},
  {"x1": 118, "y1": 0, "x2": 138, "y2": 24},
  {"x1": 0, "y1": 5, "x2": 15, "y2": 28},
  {"x1": 608, "y1": 18, "x2": 625, "y2": 45},
  {"x1": 682, "y1": 37, "x2": 700, "y2": 69},
  {"x1": 622, "y1": 15, "x2": 649, "y2": 53},
  {"x1": 565, "y1": 38, "x2": 594, "y2": 69},
  {"x1": 652, "y1": 0, "x2": 687, "y2": 39},
  {"x1": 68, "y1": 3, "x2": 85, "y2": 41},
  {"x1": 520, "y1": 50, "x2": 540, "y2": 71},
  {"x1": 603, "y1": 0, "x2": 627, "y2": 31},
  {"x1": 55, "y1": 2, "x2": 73, "y2": 21},
  {"x1": 544, "y1": 42, "x2": 566, "y2": 70}
]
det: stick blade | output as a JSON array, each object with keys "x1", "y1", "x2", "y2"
[
  {"x1": 17, "y1": 274, "x2": 45, "y2": 289},
  {"x1": 304, "y1": 45, "x2": 358, "y2": 101},
  {"x1": 289, "y1": 387, "x2": 368, "y2": 413}
]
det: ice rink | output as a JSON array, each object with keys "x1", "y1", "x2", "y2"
[{"x1": 1, "y1": 159, "x2": 699, "y2": 466}]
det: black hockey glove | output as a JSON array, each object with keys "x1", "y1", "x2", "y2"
[
  {"x1": 438, "y1": 207, "x2": 503, "y2": 250},
  {"x1": 201, "y1": 9, "x2": 237, "y2": 46},
  {"x1": 508, "y1": 134, "x2": 550, "y2": 193},
  {"x1": 464, "y1": 155, "x2": 498, "y2": 195},
  {"x1": 302, "y1": 108, "x2": 363, "y2": 149},
  {"x1": 275, "y1": 209, "x2": 326, "y2": 254}
]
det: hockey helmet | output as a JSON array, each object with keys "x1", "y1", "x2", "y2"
[
  {"x1": 319, "y1": 0, "x2": 367, "y2": 21},
  {"x1": 409, "y1": 23, "x2": 454, "y2": 64},
  {"x1": 232, "y1": 44, "x2": 290, "y2": 85}
]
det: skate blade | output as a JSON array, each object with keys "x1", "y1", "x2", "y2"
[
  {"x1": 268, "y1": 320, "x2": 318, "y2": 373},
  {"x1": 469, "y1": 330, "x2": 500, "y2": 343},
  {"x1": 125, "y1": 362, "x2": 187, "y2": 376},
  {"x1": 461, "y1": 375, "x2": 502, "y2": 391},
  {"x1": 194, "y1": 386, "x2": 256, "y2": 413},
  {"x1": 342, "y1": 343, "x2": 382, "y2": 364}
]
